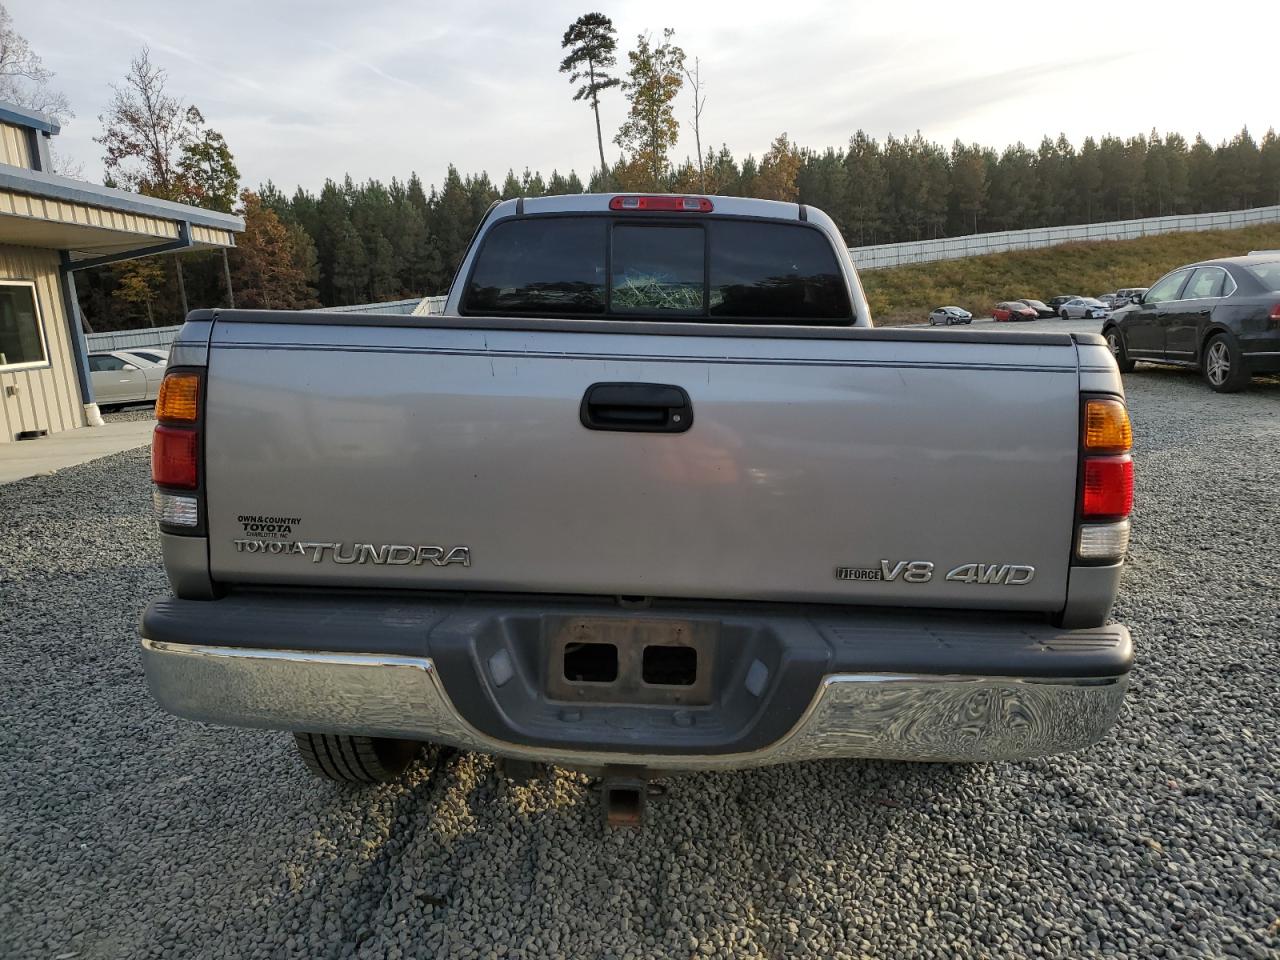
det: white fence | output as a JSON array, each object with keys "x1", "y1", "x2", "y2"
[
  {"x1": 849, "y1": 204, "x2": 1280, "y2": 271},
  {"x1": 85, "y1": 325, "x2": 183, "y2": 353}
]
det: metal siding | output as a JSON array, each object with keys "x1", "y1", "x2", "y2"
[
  {"x1": 0, "y1": 245, "x2": 85, "y2": 441},
  {"x1": 0, "y1": 123, "x2": 33, "y2": 169}
]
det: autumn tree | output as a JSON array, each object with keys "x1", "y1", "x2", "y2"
[
  {"x1": 95, "y1": 48, "x2": 237, "y2": 316},
  {"x1": 230, "y1": 191, "x2": 318, "y2": 309},
  {"x1": 560, "y1": 13, "x2": 621, "y2": 187},
  {"x1": 97, "y1": 49, "x2": 203, "y2": 200},
  {"x1": 112, "y1": 258, "x2": 165, "y2": 327},
  {"x1": 615, "y1": 29, "x2": 685, "y2": 189}
]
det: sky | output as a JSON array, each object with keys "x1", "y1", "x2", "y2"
[{"x1": 11, "y1": 0, "x2": 1279, "y2": 195}]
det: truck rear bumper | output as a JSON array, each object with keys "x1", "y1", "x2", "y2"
[{"x1": 140, "y1": 593, "x2": 1132, "y2": 771}]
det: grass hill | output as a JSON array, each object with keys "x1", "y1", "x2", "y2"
[{"x1": 862, "y1": 223, "x2": 1280, "y2": 325}]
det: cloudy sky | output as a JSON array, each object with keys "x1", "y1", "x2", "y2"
[{"x1": 12, "y1": 0, "x2": 1277, "y2": 195}]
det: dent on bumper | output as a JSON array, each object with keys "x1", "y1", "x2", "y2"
[{"x1": 140, "y1": 639, "x2": 1127, "y2": 769}]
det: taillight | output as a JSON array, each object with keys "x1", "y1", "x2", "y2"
[
  {"x1": 609, "y1": 195, "x2": 713, "y2": 212},
  {"x1": 152, "y1": 370, "x2": 202, "y2": 529},
  {"x1": 1268, "y1": 302, "x2": 1280, "y2": 326},
  {"x1": 1082, "y1": 457, "x2": 1134, "y2": 517},
  {"x1": 1076, "y1": 397, "x2": 1133, "y2": 562}
]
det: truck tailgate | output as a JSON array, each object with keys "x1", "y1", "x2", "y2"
[{"x1": 203, "y1": 319, "x2": 1082, "y2": 613}]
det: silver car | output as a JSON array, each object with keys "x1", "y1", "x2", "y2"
[
  {"x1": 927, "y1": 305, "x2": 973, "y2": 325},
  {"x1": 88, "y1": 350, "x2": 166, "y2": 409},
  {"x1": 1059, "y1": 297, "x2": 1110, "y2": 320}
]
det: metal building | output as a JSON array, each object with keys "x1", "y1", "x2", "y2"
[{"x1": 0, "y1": 101, "x2": 244, "y2": 443}]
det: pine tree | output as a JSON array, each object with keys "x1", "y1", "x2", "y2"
[
  {"x1": 1259, "y1": 129, "x2": 1280, "y2": 206},
  {"x1": 500, "y1": 169, "x2": 523, "y2": 199},
  {"x1": 560, "y1": 13, "x2": 622, "y2": 189},
  {"x1": 330, "y1": 218, "x2": 368, "y2": 304},
  {"x1": 949, "y1": 141, "x2": 988, "y2": 234},
  {"x1": 756, "y1": 134, "x2": 800, "y2": 202},
  {"x1": 178, "y1": 125, "x2": 240, "y2": 212},
  {"x1": 843, "y1": 132, "x2": 884, "y2": 244}
]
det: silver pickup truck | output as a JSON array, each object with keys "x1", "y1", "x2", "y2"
[{"x1": 141, "y1": 194, "x2": 1134, "y2": 821}]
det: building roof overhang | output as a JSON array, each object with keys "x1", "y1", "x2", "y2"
[{"x1": 0, "y1": 165, "x2": 244, "y2": 265}]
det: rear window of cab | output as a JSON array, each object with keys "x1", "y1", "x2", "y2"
[{"x1": 462, "y1": 216, "x2": 852, "y2": 323}]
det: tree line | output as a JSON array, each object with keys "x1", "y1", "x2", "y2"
[{"x1": 2, "y1": 5, "x2": 1278, "y2": 330}]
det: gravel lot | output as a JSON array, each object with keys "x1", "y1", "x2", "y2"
[
  {"x1": 3, "y1": 362, "x2": 1278, "y2": 959},
  {"x1": 100, "y1": 403, "x2": 157, "y2": 424}
]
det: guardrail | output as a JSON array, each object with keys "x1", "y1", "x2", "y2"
[{"x1": 849, "y1": 204, "x2": 1280, "y2": 270}]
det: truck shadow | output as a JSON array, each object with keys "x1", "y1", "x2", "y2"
[{"x1": 304, "y1": 751, "x2": 989, "y2": 956}]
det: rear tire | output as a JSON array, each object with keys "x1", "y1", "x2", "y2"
[
  {"x1": 1103, "y1": 327, "x2": 1135, "y2": 373},
  {"x1": 1202, "y1": 332, "x2": 1248, "y2": 393},
  {"x1": 293, "y1": 732, "x2": 423, "y2": 783},
  {"x1": 1059, "y1": 309, "x2": 1070, "y2": 319}
]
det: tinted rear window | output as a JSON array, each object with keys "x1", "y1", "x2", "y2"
[
  {"x1": 1245, "y1": 260, "x2": 1280, "y2": 291},
  {"x1": 464, "y1": 218, "x2": 607, "y2": 315},
  {"x1": 708, "y1": 220, "x2": 849, "y2": 320},
  {"x1": 463, "y1": 215, "x2": 851, "y2": 323}
]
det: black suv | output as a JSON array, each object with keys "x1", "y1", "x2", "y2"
[{"x1": 1103, "y1": 255, "x2": 1280, "y2": 392}]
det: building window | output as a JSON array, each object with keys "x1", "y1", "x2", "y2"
[{"x1": 0, "y1": 281, "x2": 48, "y2": 371}]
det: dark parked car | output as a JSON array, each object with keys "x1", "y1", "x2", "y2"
[
  {"x1": 1017, "y1": 298, "x2": 1056, "y2": 318},
  {"x1": 1047, "y1": 295, "x2": 1079, "y2": 311},
  {"x1": 1104, "y1": 254, "x2": 1280, "y2": 392},
  {"x1": 992, "y1": 301, "x2": 1039, "y2": 322}
]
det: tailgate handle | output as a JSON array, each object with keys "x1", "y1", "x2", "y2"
[{"x1": 580, "y1": 382, "x2": 693, "y2": 433}]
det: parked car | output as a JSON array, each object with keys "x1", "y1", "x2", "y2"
[
  {"x1": 139, "y1": 194, "x2": 1133, "y2": 824},
  {"x1": 88, "y1": 350, "x2": 166, "y2": 410},
  {"x1": 927, "y1": 305, "x2": 972, "y2": 325},
  {"x1": 1059, "y1": 297, "x2": 1110, "y2": 320},
  {"x1": 1103, "y1": 254, "x2": 1280, "y2": 392},
  {"x1": 1017, "y1": 298, "x2": 1057, "y2": 318},
  {"x1": 119, "y1": 348, "x2": 170, "y2": 366},
  {"x1": 1047, "y1": 295, "x2": 1079, "y2": 311},
  {"x1": 992, "y1": 301, "x2": 1039, "y2": 321}
]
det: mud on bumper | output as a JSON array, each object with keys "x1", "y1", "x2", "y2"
[{"x1": 140, "y1": 593, "x2": 1132, "y2": 771}]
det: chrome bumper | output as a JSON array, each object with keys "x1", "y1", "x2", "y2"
[{"x1": 140, "y1": 639, "x2": 1127, "y2": 770}]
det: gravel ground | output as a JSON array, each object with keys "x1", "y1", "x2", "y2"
[
  {"x1": 100, "y1": 403, "x2": 157, "y2": 424},
  {"x1": 2, "y1": 367, "x2": 1278, "y2": 959}
]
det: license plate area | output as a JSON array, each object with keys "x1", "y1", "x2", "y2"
[{"x1": 544, "y1": 616, "x2": 717, "y2": 706}]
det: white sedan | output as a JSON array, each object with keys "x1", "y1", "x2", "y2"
[
  {"x1": 927, "y1": 306, "x2": 973, "y2": 325},
  {"x1": 1058, "y1": 297, "x2": 1110, "y2": 320},
  {"x1": 88, "y1": 350, "x2": 167, "y2": 410}
]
